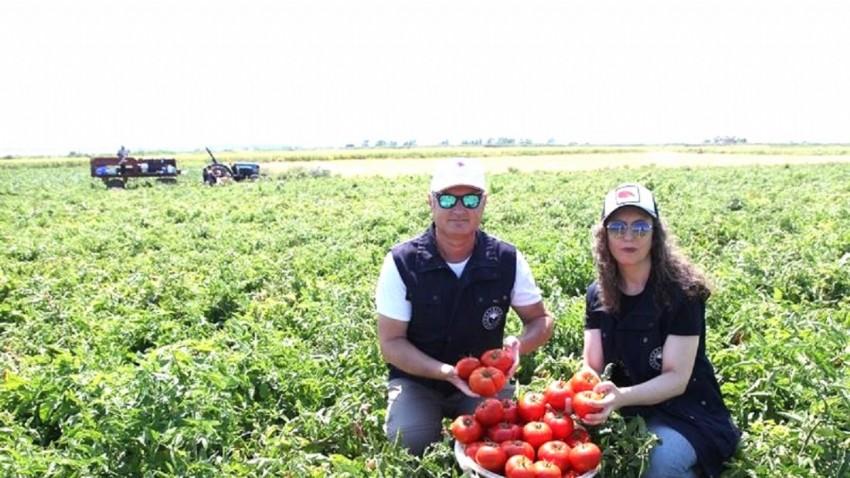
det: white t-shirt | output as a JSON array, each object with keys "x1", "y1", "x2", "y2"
[{"x1": 375, "y1": 249, "x2": 543, "y2": 322}]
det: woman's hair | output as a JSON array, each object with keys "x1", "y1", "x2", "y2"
[{"x1": 591, "y1": 214, "x2": 711, "y2": 314}]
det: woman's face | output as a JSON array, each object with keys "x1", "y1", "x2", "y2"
[{"x1": 605, "y1": 206, "x2": 654, "y2": 268}]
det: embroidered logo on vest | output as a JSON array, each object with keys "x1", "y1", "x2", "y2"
[
  {"x1": 649, "y1": 346, "x2": 663, "y2": 371},
  {"x1": 482, "y1": 306, "x2": 505, "y2": 330}
]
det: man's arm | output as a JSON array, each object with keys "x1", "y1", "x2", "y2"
[
  {"x1": 378, "y1": 314, "x2": 477, "y2": 395},
  {"x1": 511, "y1": 301, "x2": 554, "y2": 355},
  {"x1": 377, "y1": 314, "x2": 454, "y2": 380}
]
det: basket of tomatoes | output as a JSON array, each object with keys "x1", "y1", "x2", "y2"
[{"x1": 450, "y1": 353, "x2": 604, "y2": 478}]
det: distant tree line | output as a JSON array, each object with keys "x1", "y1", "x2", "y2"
[
  {"x1": 350, "y1": 137, "x2": 560, "y2": 148},
  {"x1": 705, "y1": 136, "x2": 747, "y2": 145}
]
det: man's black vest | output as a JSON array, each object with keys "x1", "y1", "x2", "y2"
[{"x1": 390, "y1": 225, "x2": 516, "y2": 395}]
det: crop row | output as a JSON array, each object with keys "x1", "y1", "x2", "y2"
[{"x1": 0, "y1": 160, "x2": 848, "y2": 477}]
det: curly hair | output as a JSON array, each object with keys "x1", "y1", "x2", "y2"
[{"x1": 591, "y1": 215, "x2": 711, "y2": 315}]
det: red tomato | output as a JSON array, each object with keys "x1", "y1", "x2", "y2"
[
  {"x1": 568, "y1": 369, "x2": 600, "y2": 394},
  {"x1": 456, "y1": 356, "x2": 481, "y2": 380},
  {"x1": 537, "y1": 440, "x2": 571, "y2": 473},
  {"x1": 521, "y1": 421, "x2": 553, "y2": 450},
  {"x1": 504, "y1": 454, "x2": 535, "y2": 478},
  {"x1": 469, "y1": 366, "x2": 507, "y2": 397},
  {"x1": 500, "y1": 439, "x2": 535, "y2": 461},
  {"x1": 518, "y1": 391, "x2": 546, "y2": 423},
  {"x1": 532, "y1": 460, "x2": 562, "y2": 478},
  {"x1": 450, "y1": 414, "x2": 483, "y2": 444},
  {"x1": 480, "y1": 347, "x2": 514, "y2": 374},
  {"x1": 569, "y1": 442, "x2": 602, "y2": 474},
  {"x1": 487, "y1": 421, "x2": 522, "y2": 443},
  {"x1": 543, "y1": 409, "x2": 575, "y2": 441},
  {"x1": 474, "y1": 398, "x2": 505, "y2": 427},
  {"x1": 500, "y1": 398, "x2": 519, "y2": 423},
  {"x1": 565, "y1": 427, "x2": 590, "y2": 448},
  {"x1": 543, "y1": 379, "x2": 575, "y2": 413},
  {"x1": 475, "y1": 442, "x2": 507, "y2": 474},
  {"x1": 464, "y1": 440, "x2": 486, "y2": 459},
  {"x1": 572, "y1": 390, "x2": 603, "y2": 421}
]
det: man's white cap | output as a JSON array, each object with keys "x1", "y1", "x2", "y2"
[
  {"x1": 430, "y1": 158, "x2": 486, "y2": 192},
  {"x1": 601, "y1": 183, "x2": 659, "y2": 221}
]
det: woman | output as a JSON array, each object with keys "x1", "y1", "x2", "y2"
[{"x1": 581, "y1": 183, "x2": 740, "y2": 477}]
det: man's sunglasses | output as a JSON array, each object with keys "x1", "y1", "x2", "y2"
[
  {"x1": 434, "y1": 193, "x2": 483, "y2": 209},
  {"x1": 606, "y1": 220, "x2": 653, "y2": 238}
]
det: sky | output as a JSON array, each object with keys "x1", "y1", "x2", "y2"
[{"x1": 1, "y1": 0, "x2": 849, "y2": 156}]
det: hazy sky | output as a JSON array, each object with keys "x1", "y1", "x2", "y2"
[{"x1": 2, "y1": 0, "x2": 848, "y2": 155}]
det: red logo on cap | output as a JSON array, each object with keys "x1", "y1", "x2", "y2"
[
  {"x1": 617, "y1": 189, "x2": 636, "y2": 199},
  {"x1": 457, "y1": 161, "x2": 465, "y2": 167}
]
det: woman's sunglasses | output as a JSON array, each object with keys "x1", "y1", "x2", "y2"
[
  {"x1": 606, "y1": 220, "x2": 653, "y2": 238},
  {"x1": 434, "y1": 193, "x2": 483, "y2": 209}
]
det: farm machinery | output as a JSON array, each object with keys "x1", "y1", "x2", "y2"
[
  {"x1": 202, "y1": 148, "x2": 260, "y2": 185},
  {"x1": 90, "y1": 156, "x2": 181, "y2": 188}
]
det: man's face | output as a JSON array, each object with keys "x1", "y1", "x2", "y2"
[{"x1": 429, "y1": 185, "x2": 487, "y2": 237}]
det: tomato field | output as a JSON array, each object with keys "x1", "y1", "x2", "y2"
[{"x1": 1, "y1": 155, "x2": 848, "y2": 477}]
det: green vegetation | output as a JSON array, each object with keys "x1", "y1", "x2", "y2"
[{"x1": 0, "y1": 158, "x2": 848, "y2": 477}]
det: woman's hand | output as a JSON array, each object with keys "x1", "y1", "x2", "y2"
[{"x1": 579, "y1": 381, "x2": 621, "y2": 425}]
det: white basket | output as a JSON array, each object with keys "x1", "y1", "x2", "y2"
[{"x1": 454, "y1": 440, "x2": 598, "y2": 478}]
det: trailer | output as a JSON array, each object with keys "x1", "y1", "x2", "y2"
[{"x1": 90, "y1": 156, "x2": 181, "y2": 188}]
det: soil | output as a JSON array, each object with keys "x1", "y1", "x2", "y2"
[{"x1": 262, "y1": 152, "x2": 849, "y2": 177}]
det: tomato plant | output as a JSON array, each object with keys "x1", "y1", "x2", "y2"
[
  {"x1": 469, "y1": 366, "x2": 507, "y2": 397},
  {"x1": 450, "y1": 414, "x2": 483, "y2": 444}
]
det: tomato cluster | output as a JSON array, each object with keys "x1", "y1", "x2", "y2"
[
  {"x1": 449, "y1": 369, "x2": 604, "y2": 478},
  {"x1": 455, "y1": 348, "x2": 514, "y2": 397}
]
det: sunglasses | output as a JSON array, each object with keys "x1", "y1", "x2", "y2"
[
  {"x1": 433, "y1": 192, "x2": 483, "y2": 209},
  {"x1": 606, "y1": 220, "x2": 653, "y2": 238}
]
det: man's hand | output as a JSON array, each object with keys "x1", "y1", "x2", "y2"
[
  {"x1": 442, "y1": 363, "x2": 480, "y2": 397},
  {"x1": 503, "y1": 335, "x2": 521, "y2": 380}
]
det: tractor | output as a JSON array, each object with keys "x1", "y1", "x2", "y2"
[{"x1": 202, "y1": 148, "x2": 260, "y2": 185}]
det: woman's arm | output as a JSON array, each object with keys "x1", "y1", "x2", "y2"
[{"x1": 582, "y1": 334, "x2": 699, "y2": 425}]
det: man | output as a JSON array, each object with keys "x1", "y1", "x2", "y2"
[{"x1": 375, "y1": 157, "x2": 555, "y2": 455}]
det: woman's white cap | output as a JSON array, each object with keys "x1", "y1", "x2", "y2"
[{"x1": 602, "y1": 183, "x2": 659, "y2": 221}]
